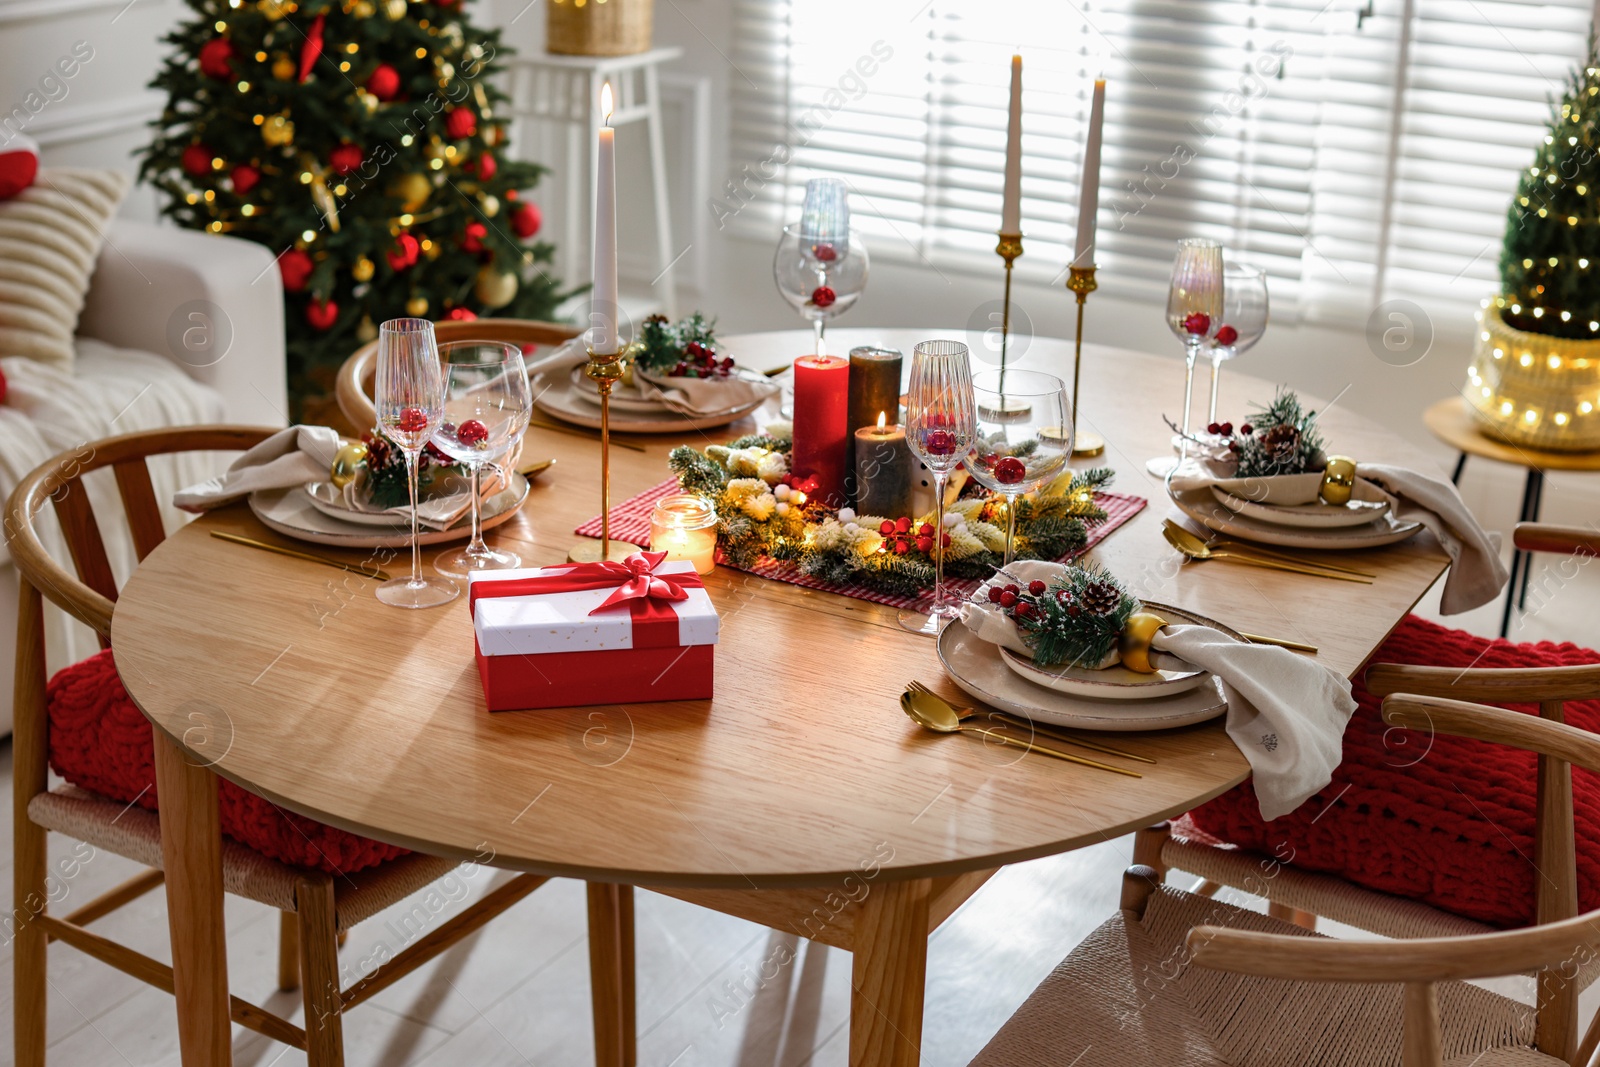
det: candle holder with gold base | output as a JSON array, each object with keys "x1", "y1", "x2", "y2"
[
  {"x1": 1066, "y1": 263, "x2": 1105, "y2": 457},
  {"x1": 981, "y1": 231, "x2": 1032, "y2": 420},
  {"x1": 568, "y1": 342, "x2": 645, "y2": 564}
]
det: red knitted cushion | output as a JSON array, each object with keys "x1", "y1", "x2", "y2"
[
  {"x1": 47, "y1": 649, "x2": 408, "y2": 876},
  {"x1": 1186, "y1": 614, "x2": 1600, "y2": 928}
]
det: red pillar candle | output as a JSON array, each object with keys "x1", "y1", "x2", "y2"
[{"x1": 790, "y1": 354, "x2": 850, "y2": 508}]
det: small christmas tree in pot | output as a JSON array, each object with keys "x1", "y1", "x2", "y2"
[{"x1": 1471, "y1": 38, "x2": 1600, "y2": 450}]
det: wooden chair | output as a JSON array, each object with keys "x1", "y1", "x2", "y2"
[
  {"x1": 972, "y1": 693, "x2": 1600, "y2": 1067},
  {"x1": 335, "y1": 317, "x2": 580, "y2": 431},
  {"x1": 8, "y1": 426, "x2": 550, "y2": 1066}
]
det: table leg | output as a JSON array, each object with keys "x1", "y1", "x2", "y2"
[
  {"x1": 1450, "y1": 452, "x2": 1468, "y2": 486},
  {"x1": 586, "y1": 882, "x2": 637, "y2": 1067},
  {"x1": 151, "y1": 729, "x2": 232, "y2": 1067},
  {"x1": 1518, "y1": 468, "x2": 1545, "y2": 610},
  {"x1": 850, "y1": 878, "x2": 931, "y2": 1067}
]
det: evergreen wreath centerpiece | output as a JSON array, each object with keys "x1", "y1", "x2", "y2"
[{"x1": 668, "y1": 428, "x2": 1115, "y2": 596}]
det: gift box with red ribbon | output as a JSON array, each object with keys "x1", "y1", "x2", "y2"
[{"x1": 467, "y1": 550, "x2": 719, "y2": 711}]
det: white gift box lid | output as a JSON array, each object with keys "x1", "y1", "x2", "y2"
[{"x1": 469, "y1": 560, "x2": 720, "y2": 657}]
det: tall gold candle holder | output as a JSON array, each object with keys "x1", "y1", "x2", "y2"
[
  {"x1": 984, "y1": 230, "x2": 1031, "y2": 418},
  {"x1": 568, "y1": 343, "x2": 643, "y2": 564},
  {"x1": 1065, "y1": 263, "x2": 1105, "y2": 457}
]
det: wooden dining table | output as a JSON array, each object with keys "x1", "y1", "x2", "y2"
[{"x1": 110, "y1": 328, "x2": 1454, "y2": 1067}]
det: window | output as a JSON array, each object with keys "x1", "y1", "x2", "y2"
[{"x1": 727, "y1": 0, "x2": 1593, "y2": 325}]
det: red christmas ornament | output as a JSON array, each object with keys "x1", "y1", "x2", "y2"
[
  {"x1": 329, "y1": 143, "x2": 364, "y2": 176},
  {"x1": 298, "y1": 13, "x2": 325, "y2": 83},
  {"x1": 0, "y1": 133, "x2": 39, "y2": 200},
  {"x1": 915, "y1": 536, "x2": 933, "y2": 553},
  {"x1": 199, "y1": 38, "x2": 234, "y2": 79},
  {"x1": 397, "y1": 407, "x2": 428, "y2": 433},
  {"x1": 0, "y1": 365, "x2": 8, "y2": 405},
  {"x1": 180, "y1": 144, "x2": 214, "y2": 178},
  {"x1": 511, "y1": 200, "x2": 541, "y2": 239},
  {"x1": 1215, "y1": 324, "x2": 1239, "y2": 346},
  {"x1": 305, "y1": 297, "x2": 339, "y2": 331},
  {"x1": 386, "y1": 233, "x2": 420, "y2": 272},
  {"x1": 230, "y1": 163, "x2": 260, "y2": 195},
  {"x1": 992, "y1": 456, "x2": 1027, "y2": 484},
  {"x1": 444, "y1": 306, "x2": 478, "y2": 322},
  {"x1": 457, "y1": 419, "x2": 488, "y2": 444},
  {"x1": 810, "y1": 285, "x2": 837, "y2": 308},
  {"x1": 473, "y1": 152, "x2": 497, "y2": 181},
  {"x1": 445, "y1": 107, "x2": 478, "y2": 139},
  {"x1": 367, "y1": 63, "x2": 401, "y2": 101},
  {"x1": 460, "y1": 221, "x2": 488, "y2": 254},
  {"x1": 277, "y1": 249, "x2": 314, "y2": 293},
  {"x1": 1182, "y1": 311, "x2": 1211, "y2": 335},
  {"x1": 812, "y1": 243, "x2": 837, "y2": 262}
]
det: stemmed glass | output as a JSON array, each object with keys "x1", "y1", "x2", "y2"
[
  {"x1": 1147, "y1": 238, "x2": 1223, "y2": 476},
  {"x1": 1205, "y1": 261, "x2": 1269, "y2": 425},
  {"x1": 898, "y1": 340, "x2": 977, "y2": 636},
  {"x1": 374, "y1": 318, "x2": 458, "y2": 609},
  {"x1": 965, "y1": 370, "x2": 1072, "y2": 564},
  {"x1": 432, "y1": 341, "x2": 532, "y2": 579},
  {"x1": 773, "y1": 224, "x2": 869, "y2": 357}
]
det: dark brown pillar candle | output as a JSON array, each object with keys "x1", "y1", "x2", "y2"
[{"x1": 846, "y1": 345, "x2": 903, "y2": 506}]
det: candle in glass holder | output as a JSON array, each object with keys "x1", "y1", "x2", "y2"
[
  {"x1": 790, "y1": 354, "x2": 850, "y2": 508},
  {"x1": 854, "y1": 411, "x2": 912, "y2": 519},
  {"x1": 649, "y1": 494, "x2": 718, "y2": 574}
]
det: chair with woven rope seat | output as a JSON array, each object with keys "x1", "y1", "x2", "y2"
[
  {"x1": 8, "y1": 426, "x2": 550, "y2": 1067},
  {"x1": 971, "y1": 694, "x2": 1600, "y2": 1067}
]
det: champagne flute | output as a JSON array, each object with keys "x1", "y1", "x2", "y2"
[
  {"x1": 1147, "y1": 238, "x2": 1222, "y2": 476},
  {"x1": 374, "y1": 318, "x2": 458, "y2": 609},
  {"x1": 1205, "y1": 261, "x2": 1269, "y2": 425},
  {"x1": 432, "y1": 341, "x2": 532, "y2": 578},
  {"x1": 965, "y1": 370, "x2": 1072, "y2": 563},
  {"x1": 898, "y1": 340, "x2": 977, "y2": 636}
]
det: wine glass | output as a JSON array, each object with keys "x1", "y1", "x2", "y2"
[
  {"x1": 432, "y1": 341, "x2": 532, "y2": 579},
  {"x1": 374, "y1": 318, "x2": 458, "y2": 609},
  {"x1": 1147, "y1": 238, "x2": 1223, "y2": 476},
  {"x1": 773, "y1": 224, "x2": 869, "y2": 358},
  {"x1": 1204, "y1": 261, "x2": 1269, "y2": 425},
  {"x1": 965, "y1": 370, "x2": 1072, "y2": 564},
  {"x1": 898, "y1": 340, "x2": 977, "y2": 636}
]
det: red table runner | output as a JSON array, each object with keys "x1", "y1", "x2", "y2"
[{"x1": 575, "y1": 479, "x2": 1147, "y2": 611}]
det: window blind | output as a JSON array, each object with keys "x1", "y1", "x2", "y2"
[{"x1": 727, "y1": 0, "x2": 1594, "y2": 325}]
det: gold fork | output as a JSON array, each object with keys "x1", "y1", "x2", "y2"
[
  {"x1": 1161, "y1": 519, "x2": 1377, "y2": 579},
  {"x1": 907, "y1": 681, "x2": 1156, "y2": 764}
]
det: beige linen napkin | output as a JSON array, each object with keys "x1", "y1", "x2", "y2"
[
  {"x1": 538, "y1": 335, "x2": 779, "y2": 416},
  {"x1": 173, "y1": 425, "x2": 341, "y2": 512},
  {"x1": 338, "y1": 465, "x2": 506, "y2": 531},
  {"x1": 961, "y1": 560, "x2": 1357, "y2": 821},
  {"x1": 1168, "y1": 461, "x2": 1507, "y2": 614}
]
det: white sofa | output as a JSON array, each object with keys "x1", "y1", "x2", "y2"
[{"x1": 0, "y1": 219, "x2": 288, "y2": 735}]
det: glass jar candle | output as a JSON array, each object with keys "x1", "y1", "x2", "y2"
[{"x1": 650, "y1": 494, "x2": 718, "y2": 574}]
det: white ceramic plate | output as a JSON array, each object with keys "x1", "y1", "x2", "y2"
[
  {"x1": 1169, "y1": 482, "x2": 1423, "y2": 551},
  {"x1": 303, "y1": 481, "x2": 411, "y2": 526},
  {"x1": 1210, "y1": 479, "x2": 1392, "y2": 529},
  {"x1": 937, "y1": 602, "x2": 1233, "y2": 732},
  {"x1": 248, "y1": 472, "x2": 528, "y2": 549},
  {"x1": 532, "y1": 369, "x2": 769, "y2": 434},
  {"x1": 998, "y1": 646, "x2": 1209, "y2": 700}
]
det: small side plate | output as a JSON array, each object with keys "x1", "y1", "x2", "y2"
[{"x1": 998, "y1": 646, "x2": 1209, "y2": 700}]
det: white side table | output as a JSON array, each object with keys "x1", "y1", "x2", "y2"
[{"x1": 505, "y1": 47, "x2": 683, "y2": 318}]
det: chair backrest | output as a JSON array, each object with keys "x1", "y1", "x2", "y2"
[{"x1": 335, "y1": 318, "x2": 580, "y2": 432}]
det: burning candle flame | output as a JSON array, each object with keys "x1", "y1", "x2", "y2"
[
  {"x1": 876, "y1": 411, "x2": 887, "y2": 431},
  {"x1": 600, "y1": 81, "x2": 614, "y2": 124}
]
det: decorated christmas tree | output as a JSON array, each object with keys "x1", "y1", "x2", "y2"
[
  {"x1": 1499, "y1": 38, "x2": 1600, "y2": 340},
  {"x1": 140, "y1": 0, "x2": 574, "y2": 413}
]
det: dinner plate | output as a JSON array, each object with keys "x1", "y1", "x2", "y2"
[
  {"x1": 998, "y1": 645, "x2": 1209, "y2": 700},
  {"x1": 1210, "y1": 479, "x2": 1391, "y2": 529},
  {"x1": 303, "y1": 473, "x2": 509, "y2": 528},
  {"x1": 1168, "y1": 482, "x2": 1423, "y2": 551},
  {"x1": 532, "y1": 369, "x2": 768, "y2": 434},
  {"x1": 937, "y1": 602, "x2": 1233, "y2": 731},
  {"x1": 248, "y1": 472, "x2": 528, "y2": 549}
]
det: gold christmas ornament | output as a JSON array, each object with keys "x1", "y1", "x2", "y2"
[
  {"x1": 406, "y1": 296, "x2": 429, "y2": 316},
  {"x1": 474, "y1": 265, "x2": 518, "y2": 309},
  {"x1": 479, "y1": 194, "x2": 500, "y2": 218},
  {"x1": 393, "y1": 172, "x2": 432, "y2": 212},
  {"x1": 271, "y1": 55, "x2": 295, "y2": 80},
  {"x1": 309, "y1": 171, "x2": 340, "y2": 233},
  {"x1": 262, "y1": 114, "x2": 295, "y2": 147},
  {"x1": 352, "y1": 0, "x2": 375, "y2": 15},
  {"x1": 352, "y1": 256, "x2": 375, "y2": 282},
  {"x1": 383, "y1": 0, "x2": 406, "y2": 18},
  {"x1": 329, "y1": 441, "x2": 368, "y2": 489},
  {"x1": 357, "y1": 315, "x2": 378, "y2": 342},
  {"x1": 259, "y1": 0, "x2": 292, "y2": 19}
]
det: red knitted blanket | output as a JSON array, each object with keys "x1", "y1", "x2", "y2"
[
  {"x1": 1187, "y1": 614, "x2": 1600, "y2": 928},
  {"x1": 47, "y1": 649, "x2": 408, "y2": 876}
]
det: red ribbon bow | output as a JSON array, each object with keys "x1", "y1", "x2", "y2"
[{"x1": 469, "y1": 550, "x2": 703, "y2": 649}]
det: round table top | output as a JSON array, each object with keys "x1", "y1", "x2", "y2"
[
  {"x1": 1423, "y1": 396, "x2": 1600, "y2": 472},
  {"x1": 112, "y1": 328, "x2": 1451, "y2": 889}
]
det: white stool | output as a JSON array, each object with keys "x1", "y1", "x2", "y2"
[{"x1": 505, "y1": 47, "x2": 683, "y2": 318}]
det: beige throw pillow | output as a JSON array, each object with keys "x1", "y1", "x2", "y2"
[{"x1": 0, "y1": 167, "x2": 130, "y2": 368}]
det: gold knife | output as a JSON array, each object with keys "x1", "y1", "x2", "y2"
[{"x1": 211, "y1": 531, "x2": 391, "y2": 581}]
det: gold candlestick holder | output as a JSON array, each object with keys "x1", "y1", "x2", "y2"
[
  {"x1": 568, "y1": 342, "x2": 644, "y2": 564},
  {"x1": 1065, "y1": 263, "x2": 1105, "y2": 457},
  {"x1": 983, "y1": 230, "x2": 1031, "y2": 419}
]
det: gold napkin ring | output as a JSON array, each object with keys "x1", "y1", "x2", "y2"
[
  {"x1": 1118, "y1": 612, "x2": 1168, "y2": 674},
  {"x1": 1319, "y1": 455, "x2": 1358, "y2": 506}
]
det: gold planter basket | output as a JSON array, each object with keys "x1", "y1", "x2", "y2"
[
  {"x1": 1466, "y1": 303, "x2": 1600, "y2": 452},
  {"x1": 547, "y1": 0, "x2": 654, "y2": 56}
]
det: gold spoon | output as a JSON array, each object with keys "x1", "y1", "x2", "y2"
[
  {"x1": 1161, "y1": 519, "x2": 1376, "y2": 579},
  {"x1": 516, "y1": 457, "x2": 555, "y2": 478},
  {"x1": 900, "y1": 690, "x2": 1142, "y2": 777},
  {"x1": 1162, "y1": 525, "x2": 1372, "y2": 584},
  {"x1": 906, "y1": 681, "x2": 1155, "y2": 764}
]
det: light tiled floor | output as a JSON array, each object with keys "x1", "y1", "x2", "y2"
[{"x1": 3, "y1": 529, "x2": 1598, "y2": 1065}]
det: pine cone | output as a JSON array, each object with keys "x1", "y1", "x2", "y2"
[
  {"x1": 1259, "y1": 423, "x2": 1301, "y2": 463},
  {"x1": 1079, "y1": 579, "x2": 1120, "y2": 617}
]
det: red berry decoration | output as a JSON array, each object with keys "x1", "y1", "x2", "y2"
[
  {"x1": 231, "y1": 163, "x2": 259, "y2": 194},
  {"x1": 397, "y1": 407, "x2": 428, "y2": 433},
  {"x1": 461, "y1": 221, "x2": 488, "y2": 254},
  {"x1": 457, "y1": 419, "x2": 489, "y2": 445},
  {"x1": 1215, "y1": 324, "x2": 1239, "y2": 346},
  {"x1": 444, "y1": 307, "x2": 477, "y2": 321},
  {"x1": 893, "y1": 540, "x2": 910, "y2": 555},
  {"x1": 1028, "y1": 580, "x2": 1047, "y2": 596},
  {"x1": 987, "y1": 586, "x2": 1004, "y2": 603},
  {"x1": 1207, "y1": 422, "x2": 1220, "y2": 435},
  {"x1": 199, "y1": 38, "x2": 234, "y2": 80},
  {"x1": 277, "y1": 249, "x2": 313, "y2": 293},
  {"x1": 1219, "y1": 422, "x2": 1233, "y2": 436},
  {"x1": 880, "y1": 520, "x2": 895, "y2": 536},
  {"x1": 329, "y1": 143, "x2": 364, "y2": 176},
  {"x1": 1182, "y1": 312, "x2": 1211, "y2": 335},
  {"x1": 1005, "y1": 584, "x2": 1021, "y2": 595},
  {"x1": 445, "y1": 107, "x2": 478, "y2": 139},
  {"x1": 1240, "y1": 423, "x2": 1253, "y2": 435},
  {"x1": 915, "y1": 536, "x2": 933, "y2": 553},
  {"x1": 511, "y1": 201, "x2": 542, "y2": 239},
  {"x1": 918, "y1": 523, "x2": 933, "y2": 537},
  {"x1": 813, "y1": 243, "x2": 838, "y2": 262},
  {"x1": 304, "y1": 298, "x2": 339, "y2": 331},
  {"x1": 923, "y1": 429, "x2": 957, "y2": 456},
  {"x1": 998, "y1": 591, "x2": 1018, "y2": 608},
  {"x1": 180, "y1": 144, "x2": 213, "y2": 178},
  {"x1": 993, "y1": 456, "x2": 1027, "y2": 485},
  {"x1": 810, "y1": 285, "x2": 837, "y2": 308},
  {"x1": 1016, "y1": 602, "x2": 1037, "y2": 620},
  {"x1": 386, "y1": 233, "x2": 420, "y2": 272},
  {"x1": 367, "y1": 63, "x2": 401, "y2": 101}
]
